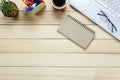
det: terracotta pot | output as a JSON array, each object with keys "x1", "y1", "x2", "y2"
[{"x1": 2, "y1": 2, "x2": 19, "y2": 17}]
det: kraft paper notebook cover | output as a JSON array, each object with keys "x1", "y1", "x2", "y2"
[{"x1": 58, "y1": 15, "x2": 95, "y2": 49}]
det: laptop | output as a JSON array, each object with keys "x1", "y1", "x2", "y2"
[{"x1": 70, "y1": 0, "x2": 120, "y2": 40}]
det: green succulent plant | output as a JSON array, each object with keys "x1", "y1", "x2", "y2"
[{"x1": 0, "y1": 0, "x2": 19, "y2": 17}]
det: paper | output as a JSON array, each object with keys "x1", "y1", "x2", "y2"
[{"x1": 58, "y1": 15, "x2": 95, "y2": 49}]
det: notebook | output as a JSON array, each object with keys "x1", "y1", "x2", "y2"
[{"x1": 58, "y1": 15, "x2": 95, "y2": 49}]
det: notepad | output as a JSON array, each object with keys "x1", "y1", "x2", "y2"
[{"x1": 58, "y1": 15, "x2": 95, "y2": 49}]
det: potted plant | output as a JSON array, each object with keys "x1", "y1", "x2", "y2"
[{"x1": 0, "y1": 0, "x2": 19, "y2": 17}]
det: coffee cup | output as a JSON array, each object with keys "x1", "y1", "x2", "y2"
[{"x1": 51, "y1": 0, "x2": 66, "y2": 10}]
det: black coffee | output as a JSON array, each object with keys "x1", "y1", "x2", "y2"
[{"x1": 53, "y1": 0, "x2": 66, "y2": 7}]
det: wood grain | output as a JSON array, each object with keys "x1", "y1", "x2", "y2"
[
  {"x1": 0, "y1": 25, "x2": 112, "y2": 39},
  {"x1": 0, "y1": 11, "x2": 94, "y2": 24},
  {"x1": 0, "y1": 54, "x2": 119, "y2": 67},
  {"x1": 0, "y1": 67, "x2": 120, "y2": 80},
  {"x1": 0, "y1": 39, "x2": 119, "y2": 53},
  {"x1": 0, "y1": 0, "x2": 119, "y2": 79}
]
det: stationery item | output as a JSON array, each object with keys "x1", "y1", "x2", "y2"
[
  {"x1": 31, "y1": 3, "x2": 39, "y2": 9},
  {"x1": 31, "y1": 2, "x2": 46, "y2": 14},
  {"x1": 25, "y1": 3, "x2": 38, "y2": 13},
  {"x1": 51, "y1": 0, "x2": 66, "y2": 10},
  {"x1": 22, "y1": 0, "x2": 46, "y2": 14},
  {"x1": 58, "y1": 15, "x2": 95, "y2": 49},
  {"x1": 22, "y1": 0, "x2": 34, "y2": 6},
  {"x1": 25, "y1": 7, "x2": 33, "y2": 13}
]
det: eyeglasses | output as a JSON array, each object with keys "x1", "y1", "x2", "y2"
[{"x1": 97, "y1": 10, "x2": 117, "y2": 33}]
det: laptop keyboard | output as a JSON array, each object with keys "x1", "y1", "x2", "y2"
[{"x1": 96, "y1": 0, "x2": 120, "y2": 17}]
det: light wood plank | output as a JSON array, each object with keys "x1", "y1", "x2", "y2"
[
  {"x1": 0, "y1": 25, "x2": 112, "y2": 39},
  {"x1": 0, "y1": 67, "x2": 95, "y2": 76},
  {"x1": 96, "y1": 69, "x2": 120, "y2": 78},
  {"x1": 0, "y1": 68, "x2": 120, "y2": 80},
  {"x1": 0, "y1": 75, "x2": 93, "y2": 80},
  {"x1": 0, "y1": 67, "x2": 120, "y2": 77},
  {"x1": 0, "y1": 39, "x2": 119, "y2": 53},
  {"x1": 0, "y1": 54, "x2": 119, "y2": 67},
  {"x1": 0, "y1": 11, "x2": 94, "y2": 24},
  {"x1": 95, "y1": 69, "x2": 120, "y2": 80}
]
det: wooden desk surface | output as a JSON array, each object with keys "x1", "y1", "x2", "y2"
[{"x1": 0, "y1": 0, "x2": 120, "y2": 80}]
